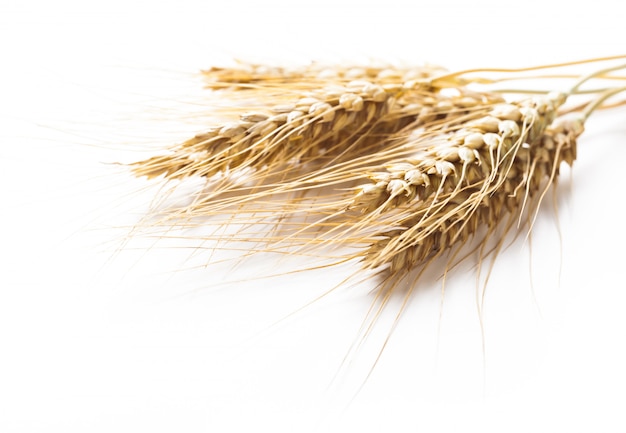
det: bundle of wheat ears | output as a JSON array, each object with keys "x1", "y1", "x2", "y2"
[{"x1": 129, "y1": 55, "x2": 625, "y2": 329}]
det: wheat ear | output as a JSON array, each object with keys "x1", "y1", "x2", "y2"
[
  {"x1": 131, "y1": 80, "x2": 403, "y2": 180},
  {"x1": 361, "y1": 103, "x2": 580, "y2": 274},
  {"x1": 201, "y1": 62, "x2": 447, "y2": 90}
]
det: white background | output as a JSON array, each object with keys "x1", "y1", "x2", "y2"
[{"x1": 1, "y1": 1, "x2": 625, "y2": 432}]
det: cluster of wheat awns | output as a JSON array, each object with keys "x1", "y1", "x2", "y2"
[{"x1": 132, "y1": 56, "x2": 625, "y2": 289}]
